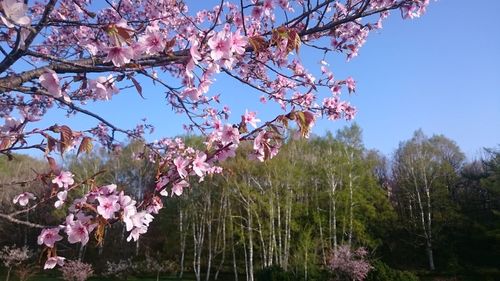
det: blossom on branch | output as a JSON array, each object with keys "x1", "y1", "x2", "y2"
[
  {"x1": 12, "y1": 192, "x2": 36, "y2": 206},
  {"x1": 52, "y1": 171, "x2": 75, "y2": 189}
]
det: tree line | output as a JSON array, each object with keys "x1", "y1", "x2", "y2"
[{"x1": 1, "y1": 124, "x2": 499, "y2": 281}]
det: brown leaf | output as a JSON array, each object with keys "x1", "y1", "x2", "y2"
[
  {"x1": 105, "y1": 24, "x2": 135, "y2": 46},
  {"x1": 77, "y1": 137, "x2": 93, "y2": 157},
  {"x1": 0, "y1": 137, "x2": 11, "y2": 150},
  {"x1": 59, "y1": 125, "x2": 73, "y2": 153},
  {"x1": 295, "y1": 111, "x2": 314, "y2": 138},
  {"x1": 48, "y1": 125, "x2": 60, "y2": 133},
  {"x1": 249, "y1": 36, "x2": 268, "y2": 53}
]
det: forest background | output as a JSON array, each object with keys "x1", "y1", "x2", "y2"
[{"x1": 1, "y1": 125, "x2": 499, "y2": 281}]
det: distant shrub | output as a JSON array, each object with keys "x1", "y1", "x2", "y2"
[
  {"x1": 103, "y1": 259, "x2": 133, "y2": 280},
  {"x1": 0, "y1": 245, "x2": 35, "y2": 281},
  {"x1": 366, "y1": 261, "x2": 419, "y2": 281},
  {"x1": 59, "y1": 260, "x2": 94, "y2": 281}
]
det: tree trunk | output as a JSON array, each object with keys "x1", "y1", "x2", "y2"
[
  {"x1": 206, "y1": 194, "x2": 213, "y2": 281},
  {"x1": 6, "y1": 266, "x2": 12, "y2": 281},
  {"x1": 215, "y1": 196, "x2": 227, "y2": 280},
  {"x1": 425, "y1": 186, "x2": 435, "y2": 270},
  {"x1": 179, "y1": 208, "x2": 186, "y2": 280},
  {"x1": 247, "y1": 196, "x2": 255, "y2": 281},
  {"x1": 348, "y1": 169, "x2": 354, "y2": 246}
]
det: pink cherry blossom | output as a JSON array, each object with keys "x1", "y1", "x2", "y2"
[
  {"x1": 89, "y1": 75, "x2": 119, "y2": 101},
  {"x1": 174, "y1": 156, "x2": 189, "y2": 178},
  {"x1": 140, "y1": 29, "x2": 165, "y2": 55},
  {"x1": 104, "y1": 46, "x2": 134, "y2": 67},
  {"x1": 52, "y1": 171, "x2": 74, "y2": 189},
  {"x1": 146, "y1": 196, "x2": 163, "y2": 214},
  {"x1": 126, "y1": 211, "x2": 154, "y2": 241},
  {"x1": 122, "y1": 204, "x2": 138, "y2": 231},
  {"x1": 190, "y1": 38, "x2": 202, "y2": 63},
  {"x1": 1, "y1": 116, "x2": 20, "y2": 132},
  {"x1": 230, "y1": 29, "x2": 247, "y2": 55},
  {"x1": 183, "y1": 87, "x2": 201, "y2": 101},
  {"x1": 0, "y1": 0, "x2": 30, "y2": 28},
  {"x1": 12, "y1": 192, "x2": 36, "y2": 206},
  {"x1": 171, "y1": 180, "x2": 189, "y2": 196},
  {"x1": 39, "y1": 69, "x2": 62, "y2": 98},
  {"x1": 118, "y1": 191, "x2": 135, "y2": 208},
  {"x1": 66, "y1": 219, "x2": 90, "y2": 245},
  {"x1": 127, "y1": 226, "x2": 147, "y2": 242},
  {"x1": 44, "y1": 256, "x2": 65, "y2": 269},
  {"x1": 208, "y1": 31, "x2": 232, "y2": 61},
  {"x1": 99, "y1": 184, "x2": 117, "y2": 195},
  {"x1": 54, "y1": 190, "x2": 67, "y2": 209},
  {"x1": 97, "y1": 195, "x2": 121, "y2": 219},
  {"x1": 216, "y1": 145, "x2": 237, "y2": 161},
  {"x1": 220, "y1": 124, "x2": 240, "y2": 145},
  {"x1": 243, "y1": 110, "x2": 261, "y2": 128},
  {"x1": 346, "y1": 77, "x2": 356, "y2": 93},
  {"x1": 37, "y1": 228, "x2": 63, "y2": 248},
  {"x1": 192, "y1": 152, "x2": 210, "y2": 178}
]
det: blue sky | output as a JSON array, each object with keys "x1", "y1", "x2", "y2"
[{"x1": 33, "y1": 0, "x2": 500, "y2": 159}]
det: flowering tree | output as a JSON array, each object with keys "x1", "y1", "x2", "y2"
[
  {"x1": 327, "y1": 245, "x2": 372, "y2": 281},
  {"x1": 0, "y1": 0, "x2": 429, "y2": 269}
]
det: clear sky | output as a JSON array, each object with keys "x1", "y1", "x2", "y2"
[{"x1": 33, "y1": 0, "x2": 500, "y2": 159}]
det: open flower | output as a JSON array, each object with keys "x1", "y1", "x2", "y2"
[
  {"x1": 54, "y1": 191, "x2": 67, "y2": 209},
  {"x1": 44, "y1": 256, "x2": 65, "y2": 269},
  {"x1": 243, "y1": 110, "x2": 261, "y2": 128},
  {"x1": 89, "y1": 75, "x2": 119, "y2": 101},
  {"x1": 174, "y1": 156, "x2": 189, "y2": 179},
  {"x1": 104, "y1": 46, "x2": 134, "y2": 67},
  {"x1": 192, "y1": 152, "x2": 210, "y2": 178},
  {"x1": 52, "y1": 171, "x2": 74, "y2": 189},
  {"x1": 208, "y1": 31, "x2": 232, "y2": 61},
  {"x1": 39, "y1": 69, "x2": 62, "y2": 98},
  {"x1": 171, "y1": 180, "x2": 189, "y2": 196},
  {"x1": 12, "y1": 192, "x2": 36, "y2": 206},
  {"x1": 37, "y1": 228, "x2": 63, "y2": 248},
  {"x1": 0, "y1": 0, "x2": 30, "y2": 28},
  {"x1": 97, "y1": 195, "x2": 121, "y2": 219}
]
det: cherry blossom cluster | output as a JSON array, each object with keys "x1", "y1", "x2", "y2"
[{"x1": 35, "y1": 174, "x2": 159, "y2": 269}]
